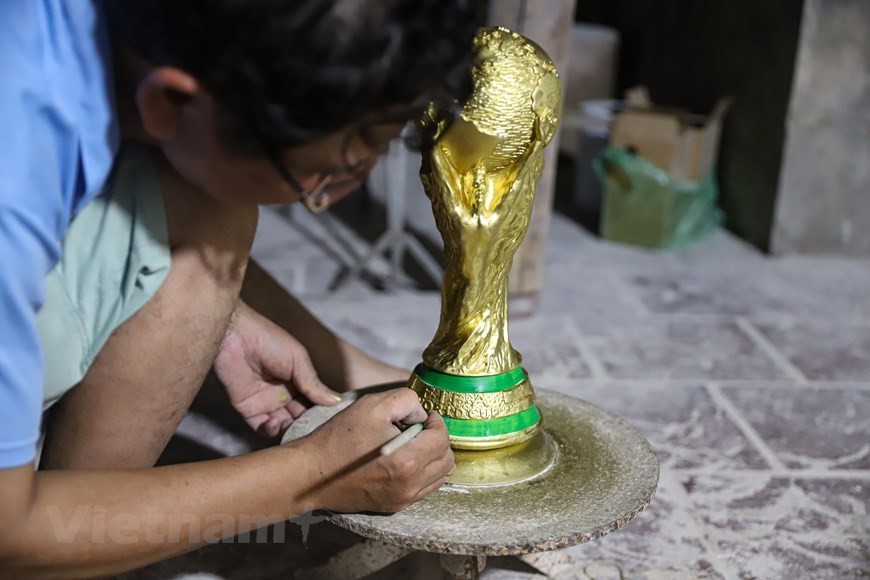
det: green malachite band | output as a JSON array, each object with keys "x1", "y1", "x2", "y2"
[
  {"x1": 414, "y1": 363, "x2": 527, "y2": 394},
  {"x1": 443, "y1": 406, "x2": 541, "y2": 438}
]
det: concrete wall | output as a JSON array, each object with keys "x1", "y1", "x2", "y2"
[{"x1": 771, "y1": 0, "x2": 870, "y2": 256}]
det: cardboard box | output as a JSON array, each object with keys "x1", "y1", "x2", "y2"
[
  {"x1": 597, "y1": 87, "x2": 729, "y2": 249},
  {"x1": 610, "y1": 86, "x2": 731, "y2": 182}
]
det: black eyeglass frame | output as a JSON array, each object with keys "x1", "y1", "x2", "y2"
[{"x1": 260, "y1": 138, "x2": 390, "y2": 214}]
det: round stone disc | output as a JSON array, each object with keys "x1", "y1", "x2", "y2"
[{"x1": 282, "y1": 387, "x2": 659, "y2": 556}]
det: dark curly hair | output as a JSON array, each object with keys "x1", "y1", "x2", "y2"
[{"x1": 105, "y1": 0, "x2": 485, "y2": 158}]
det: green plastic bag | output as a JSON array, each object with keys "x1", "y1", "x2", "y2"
[{"x1": 593, "y1": 147, "x2": 723, "y2": 249}]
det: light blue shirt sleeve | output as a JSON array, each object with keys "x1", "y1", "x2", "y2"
[
  {"x1": 0, "y1": 208, "x2": 55, "y2": 467},
  {"x1": 0, "y1": 0, "x2": 118, "y2": 468}
]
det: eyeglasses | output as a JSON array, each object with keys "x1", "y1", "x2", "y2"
[
  {"x1": 264, "y1": 146, "x2": 384, "y2": 214},
  {"x1": 282, "y1": 169, "x2": 336, "y2": 214}
]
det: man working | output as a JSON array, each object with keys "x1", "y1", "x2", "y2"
[{"x1": 0, "y1": 0, "x2": 480, "y2": 575}]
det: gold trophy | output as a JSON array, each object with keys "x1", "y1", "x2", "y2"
[{"x1": 407, "y1": 27, "x2": 562, "y2": 486}]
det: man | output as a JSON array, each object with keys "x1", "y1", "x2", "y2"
[{"x1": 0, "y1": 0, "x2": 480, "y2": 575}]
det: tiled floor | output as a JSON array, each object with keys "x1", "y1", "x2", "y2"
[{"x1": 129, "y1": 204, "x2": 870, "y2": 579}]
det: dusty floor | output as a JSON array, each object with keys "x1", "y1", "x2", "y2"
[{"x1": 126, "y1": 201, "x2": 870, "y2": 579}]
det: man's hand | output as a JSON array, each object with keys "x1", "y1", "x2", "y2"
[
  {"x1": 295, "y1": 388, "x2": 455, "y2": 513},
  {"x1": 214, "y1": 301, "x2": 342, "y2": 437},
  {"x1": 242, "y1": 260, "x2": 412, "y2": 392}
]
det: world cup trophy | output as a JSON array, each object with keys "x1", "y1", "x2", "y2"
[{"x1": 407, "y1": 27, "x2": 562, "y2": 486}]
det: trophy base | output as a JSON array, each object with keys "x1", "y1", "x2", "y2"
[
  {"x1": 447, "y1": 416, "x2": 541, "y2": 451},
  {"x1": 408, "y1": 364, "x2": 543, "y2": 451},
  {"x1": 447, "y1": 429, "x2": 559, "y2": 487}
]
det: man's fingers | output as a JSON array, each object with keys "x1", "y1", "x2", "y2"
[
  {"x1": 236, "y1": 392, "x2": 301, "y2": 436},
  {"x1": 262, "y1": 416, "x2": 281, "y2": 438},
  {"x1": 422, "y1": 436, "x2": 455, "y2": 472},
  {"x1": 411, "y1": 411, "x2": 451, "y2": 453},
  {"x1": 378, "y1": 388, "x2": 428, "y2": 426},
  {"x1": 290, "y1": 348, "x2": 342, "y2": 406},
  {"x1": 286, "y1": 398, "x2": 308, "y2": 418},
  {"x1": 409, "y1": 438, "x2": 454, "y2": 503},
  {"x1": 270, "y1": 407, "x2": 295, "y2": 434},
  {"x1": 245, "y1": 412, "x2": 270, "y2": 433},
  {"x1": 423, "y1": 410, "x2": 447, "y2": 432},
  {"x1": 420, "y1": 438, "x2": 454, "y2": 475},
  {"x1": 414, "y1": 476, "x2": 448, "y2": 503},
  {"x1": 389, "y1": 412, "x2": 452, "y2": 475},
  {"x1": 253, "y1": 408, "x2": 295, "y2": 438},
  {"x1": 234, "y1": 384, "x2": 293, "y2": 418},
  {"x1": 294, "y1": 375, "x2": 341, "y2": 407}
]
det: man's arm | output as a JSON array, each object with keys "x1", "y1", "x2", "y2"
[
  {"x1": 0, "y1": 389, "x2": 453, "y2": 578},
  {"x1": 241, "y1": 259, "x2": 409, "y2": 391}
]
